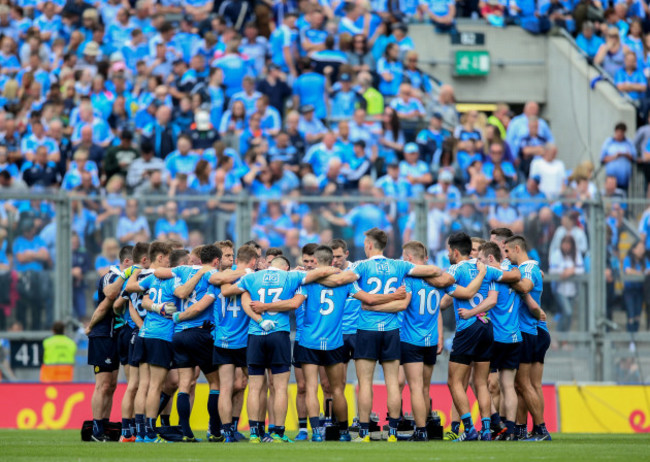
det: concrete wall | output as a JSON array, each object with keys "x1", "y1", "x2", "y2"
[
  {"x1": 411, "y1": 23, "x2": 548, "y2": 103},
  {"x1": 411, "y1": 22, "x2": 637, "y2": 174},
  {"x1": 545, "y1": 37, "x2": 637, "y2": 173}
]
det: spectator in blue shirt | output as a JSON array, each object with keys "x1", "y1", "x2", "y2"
[
  {"x1": 298, "y1": 105, "x2": 327, "y2": 144},
  {"x1": 419, "y1": 0, "x2": 457, "y2": 33},
  {"x1": 269, "y1": 11, "x2": 298, "y2": 77},
  {"x1": 614, "y1": 51, "x2": 648, "y2": 101},
  {"x1": 293, "y1": 59, "x2": 328, "y2": 120},
  {"x1": 115, "y1": 198, "x2": 151, "y2": 245},
  {"x1": 94, "y1": 237, "x2": 120, "y2": 275},
  {"x1": 601, "y1": 122, "x2": 636, "y2": 190},
  {"x1": 154, "y1": 200, "x2": 189, "y2": 244},
  {"x1": 212, "y1": 42, "x2": 253, "y2": 98},
  {"x1": 13, "y1": 219, "x2": 52, "y2": 273},
  {"x1": 576, "y1": 21, "x2": 604, "y2": 61},
  {"x1": 488, "y1": 185, "x2": 524, "y2": 233},
  {"x1": 511, "y1": 175, "x2": 547, "y2": 217},
  {"x1": 164, "y1": 134, "x2": 200, "y2": 180},
  {"x1": 377, "y1": 43, "x2": 403, "y2": 97},
  {"x1": 303, "y1": 131, "x2": 340, "y2": 177},
  {"x1": 399, "y1": 142, "x2": 432, "y2": 195},
  {"x1": 482, "y1": 141, "x2": 517, "y2": 185},
  {"x1": 329, "y1": 72, "x2": 365, "y2": 120}
]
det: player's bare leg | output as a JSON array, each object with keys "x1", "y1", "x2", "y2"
[
  {"x1": 422, "y1": 363, "x2": 434, "y2": 420},
  {"x1": 448, "y1": 361, "x2": 480, "y2": 439},
  {"x1": 303, "y1": 363, "x2": 322, "y2": 439},
  {"x1": 404, "y1": 362, "x2": 427, "y2": 428},
  {"x1": 499, "y1": 368, "x2": 518, "y2": 438},
  {"x1": 515, "y1": 363, "x2": 543, "y2": 431},
  {"x1": 530, "y1": 362, "x2": 545, "y2": 417},
  {"x1": 319, "y1": 366, "x2": 332, "y2": 401},
  {"x1": 159, "y1": 369, "x2": 178, "y2": 424},
  {"x1": 382, "y1": 359, "x2": 402, "y2": 441},
  {"x1": 91, "y1": 370, "x2": 115, "y2": 439},
  {"x1": 188, "y1": 366, "x2": 199, "y2": 410},
  {"x1": 270, "y1": 370, "x2": 291, "y2": 437},
  {"x1": 102, "y1": 370, "x2": 118, "y2": 420},
  {"x1": 144, "y1": 365, "x2": 168, "y2": 440},
  {"x1": 355, "y1": 358, "x2": 376, "y2": 439},
  {"x1": 218, "y1": 364, "x2": 236, "y2": 435},
  {"x1": 120, "y1": 364, "x2": 138, "y2": 440},
  {"x1": 472, "y1": 361, "x2": 493, "y2": 438},
  {"x1": 134, "y1": 363, "x2": 150, "y2": 440},
  {"x1": 326, "y1": 363, "x2": 348, "y2": 428},
  {"x1": 488, "y1": 372, "x2": 500, "y2": 412},
  {"x1": 247, "y1": 374, "x2": 265, "y2": 440},
  {"x1": 232, "y1": 367, "x2": 247, "y2": 437}
]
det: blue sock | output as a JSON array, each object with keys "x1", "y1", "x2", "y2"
[
  {"x1": 275, "y1": 426, "x2": 285, "y2": 437},
  {"x1": 490, "y1": 413, "x2": 500, "y2": 427},
  {"x1": 461, "y1": 413, "x2": 473, "y2": 432},
  {"x1": 339, "y1": 420, "x2": 349, "y2": 432},
  {"x1": 208, "y1": 390, "x2": 221, "y2": 436},
  {"x1": 299, "y1": 418, "x2": 308, "y2": 431},
  {"x1": 158, "y1": 392, "x2": 172, "y2": 416},
  {"x1": 309, "y1": 417, "x2": 320, "y2": 432},
  {"x1": 222, "y1": 422, "x2": 233, "y2": 436},
  {"x1": 177, "y1": 392, "x2": 194, "y2": 438},
  {"x1": 129, "y1": 418, "x2": 136, "y2": 436},
  {"x1": 102, "y1": 418, "x2": 109, "y2": 426},
  {"x1": 359, "y1": 422, "x2": 369, "y2": 437},
  {"x1": 146, "y1": 417, "x2": 157, "y2": 439},
  {"x1": 160, "y1": 414, "x2": 170, "y2": 427},
  {"x1": 249, "y1": 420, "x2": 259, "y2": 437},
  {"x1": 500, "y1": 415, "x2": 507, "y2": 424},
  {"x1": 388, "y1": 417, "x2": 400, "y2": 436},
  {"x1": 257, "y1": 421, "x2": 265, "y2": 436},
  {"x1": 451, "y1": 421, "x2": 460, "y2": 434},
  {"x1": 539, "y1": 422, "x2": 548, "y2": 434},
  {"x1": 232, "y1": 416, "x2": 239, "y2": 432},
  {"x1": 516, "y1": 424, "x2": 527, "y2": 438},
  {"x1": 135, "y1": 414, "x2": 145, "y2": 439},
  {"x1": 268, "y1": 424, "x2": 276, "y2": 435},
  {"x1": 505, "y1": 420, "x2": 515, "y2": 435},
  {"x1": 481, "y1": 418, "x2": 491, "y2": 433},
  {"x1": 121, "y1": 418, "x2": 132, "y2": 437},
  {"x1": 92, "y1": 419, "x2": 104, "y2": 438}
]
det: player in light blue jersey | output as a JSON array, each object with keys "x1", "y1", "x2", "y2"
[
  {"x1": 432, "y1": 232, "x2": 521, "y2": 442},
  {"x1": 362, "y1": 241, "x2": 479, "y2": 441},
  {"x1": 251, "y1": 245, "x2": 408, "y2": 443},
  {"x1": 460, "y1": 241, "x2": 522, "y2": 441},
  {"x1": 211, "y1": 244, "x2": 258, "y2": 442},
  {"x1": 137, "y1": 246, "x2": 184, "y2": 443},
  {"x1": 315, "y1": 228, "x2": 443, "y2": 443},
  {"x1": 222, "y1": 256, "x2": 339, "y2": 443},
  {"x1": 504, "y1": 235, "x2": 551, "y2": 441}
]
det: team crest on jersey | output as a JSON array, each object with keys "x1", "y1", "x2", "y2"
[
  {"x1": 375, "y1": 261, "x2": 390, "y2": 273},
  {"x1": 263, "y1": 272, "x2": 280, "y2": 284}
]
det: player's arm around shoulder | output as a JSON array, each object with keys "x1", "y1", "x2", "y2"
[
  {"x1": 210, "y1": 267, "x2": 249, "y2": 286},
  {"x1": 449, "y1": 261, "x2": 487, "y2": 300},
  {"x1": 521, "y1": 292, "x2": 544, "y2": 320},
  {"x1": 499, "y1": 265, "x2": 522, "y2": 284},
  {"x1": 174, "y1": 292, "x2": 215, "y2": 323},
  {"x1": 510, "y1": 266, "x2": 533, "y2": 293},
  {"x1": 361, "y1": 292, "x2": 411, "y2": 313},
  {"x1": 319, "y1": 269, "x2": 357, "y2": 287},
  {"x1": 250, "y1": 293, "x2": 306, "y2": 314},
  {"x1": 458, "y1": 289, "x2": 498, "y2": 320},
  {"x1": 408, "y1": 263, "x2": 443, "y2": 278},
  {"x1": 304, "y1": 265, "x2": 342, "y2": 284}
]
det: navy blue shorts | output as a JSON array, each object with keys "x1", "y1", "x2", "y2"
[
  {"x1": 490, "y1": 341, "x2": 521, "y2": 371},
  {"x1": 400, "y1": 342, "x2": 437, "y2": 365},
  {"x1": 533, "y1": 328, "x2": 551, "y2": 364},
  {"x1": 117, "y1": 325, "x2": 134, "y2": 366},
  {"x1": 128, "y1": 333, "x2": 143, "y2": 367},
  {"x1": 520, "y1": 332, "x2": 537, "y2": 364},
  {"x1": 88, "y1": 336, "x2": 119, "y2": 373},
  {"x1": 213, "y1": 346, "x2": 247, "y2": 368},
  {"x1": 297, "y1": 345, "x2": 347, "y2": 366},
  {"x1": 132, "y1": 337, "x2": 174, "y2": 370},
  {"x1": 172, "y1": 328, "x2": 217, "y2": 374},
  {"x1": 246, "y1": 331, "x2": 291, "y2": 375},
  {"x1": 450, "y1": 321, "x2": 493, "y2": 365},
  {"x1": 292, "y1": 343, "x2": 306, "y2": 369},
  {"x1": 354, "y1": 329, "x2": 401, "y2": 362},
  {"x1": 342, "y1": 333, "x2": 357, "y2": 363}
]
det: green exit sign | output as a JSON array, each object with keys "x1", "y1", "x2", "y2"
[{"x1": 454, "y1": 50, "x2": 490, "y2": 76}]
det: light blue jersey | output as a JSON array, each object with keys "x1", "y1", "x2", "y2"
[
  {"x1": 353, "y1": 256, "x2": 415, "y2": 332},
  {"x1": 518, "y1": 260, "x2": 543, "y2": 335},
  {"x1": 489, "y1": 280, "x2": 521, "y2": 344},
  {"x1": 298, "y1": 282, "x2": 358, "y2": 351},
  {"x1": 125, "y1": 270, "x2": 155, "y2": 328},
  {"x1": 401, "y1": 277, "x2": 443, "y2": 347},
  {"x1": 236, "y1": 268, "x2": 306, "y2": 336},
  {"x1": 341, "y1": 261, "x2": 361, "y2": 335},
  {"x1": 295, "y1": 304, "x2": 305, "y2": 342},
  {"x1": 212, "y1": 283, "x2": 249, "y2": 349},
  {"x1": 172, "y1": 266, "x2": 216, "y2": 332},
  {"x1": 140, "y1": 277, "x2": 177, "y2": 342},
  {"x1": 446, "y1": 259, "x2": 503, "y2": 333}
]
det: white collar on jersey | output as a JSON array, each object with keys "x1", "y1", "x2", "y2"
[
  {"x1": 519, "y1": 260, "x2": 538, "y2": 266},
  {"x1": 368, "y1": 255, "x2": 387, "y2": 260},
  {"x1": 266, "y1": 266, "x2": 283, "y2": 272}
]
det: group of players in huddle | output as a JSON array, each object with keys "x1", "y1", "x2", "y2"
[{"x1": 85, "y1": 226, "x2": 551, "y2": 444}]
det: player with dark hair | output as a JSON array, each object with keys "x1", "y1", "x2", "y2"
[{"x1": 86, "y1": 245, "x2": 133, "y2": 442}]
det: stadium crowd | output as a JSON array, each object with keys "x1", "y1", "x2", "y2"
[{"x1": 0, "y1": 0, "x2": 648, "y2": 340}]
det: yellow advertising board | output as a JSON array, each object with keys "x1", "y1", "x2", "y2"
[
  {"x1": 170, "y1": 384, "x2": 357, "y2": 431},
  {"x1": 558, "y1": 384, "x2": 650, "y2": 433}
]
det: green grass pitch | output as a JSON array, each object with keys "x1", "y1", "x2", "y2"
[{"x1": 1, "y1": 431, "x2": 649, "y2": 461}]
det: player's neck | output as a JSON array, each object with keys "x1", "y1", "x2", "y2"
[
  {"x1": 456, "y1": 255, "x2": 471, "y2": 263},
  {"x1": 519, "y1": 252, "x2": 530, "y2": 263},
  {"x1": 367, "y1": 250, "x2": 384, "y2": 258},
  {"x1": 150, "y1": 262, "x2": 163, "y2": 269}
]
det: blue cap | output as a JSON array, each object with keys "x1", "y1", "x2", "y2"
[{"x1": 404, "y1": 142, "x2": 419, "y2": 154}]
